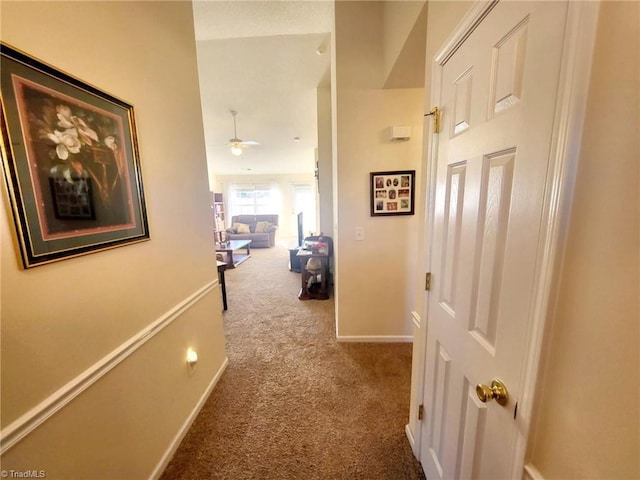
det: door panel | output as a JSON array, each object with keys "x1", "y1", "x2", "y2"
[
  {"x1": 458, "y1": 380, "x2": 488, "y2": 479},
  {"x1": 489, "y1": 18, "x2": 529, "y2": 116},
  {"x1": 441, "y1": 162, "x2": 466, "y2": 313},
  {"x1": 420, "y1": 2, "x2": 568, "y2": 478},
  {"x1": 427, "y1": 342, "x2": 452, "y2": 477},
  {"x1": 469, "y1": 150, "x2": 514, "y2": 353}
]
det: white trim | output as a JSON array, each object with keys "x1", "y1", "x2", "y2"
[
  {"x1": 149, "y1": 357, "x2": 229, "y2": 480},
  {"x1": 336, "y1": 335, "x2": 413, "y2": 343},
  {"x1": 435, "y1": 0, "x2": 498, "y2": 65},
  {"x1": 0, "y1": 280, "x2": 219, "y2": 454},
  {"x1": 410, "y1": 308, "x2": 426, "y2": 457},
  {"x1": 405, "y1": 423, "x2": 416, "y2": 448},
  {"x1": 413, "y1": 116, "x2": 440, "y2": 461},
  {"x1": 523, "y1": 463, "x2": 545, "y2": 480},
  {"x1": 411, "y1": 311, "x2": 421, "y2": 329}
]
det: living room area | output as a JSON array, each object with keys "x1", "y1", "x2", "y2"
[
  {"x1": 197, "y1": 1, "x2": 421, "y2": 343},
  {"x1": 210, "y1": 173, "x2": 322, "y2": 260},
  {"x1": 211, "y1": 174, "x2": 334, "y2": 298},
  {"x1": 166, "y1": 2, "x2": 427, "y2": 476}
]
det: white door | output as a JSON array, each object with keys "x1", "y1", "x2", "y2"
[
  {"x1": 420, "y1": 2, "x2": 570, "y2": 478},
  {"x1": 292, "y1": 183, "x2": 316, "y2": 237}
]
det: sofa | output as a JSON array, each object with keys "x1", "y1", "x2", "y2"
[{"x1": 225, "y1": 214, "x2": 278, "y2": 248}]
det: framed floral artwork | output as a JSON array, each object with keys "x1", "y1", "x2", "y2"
[
  {"x1": 370, "y1": 170, "x2": 415, "y2": 216},
  {"x1": 0, "y1": 43, "x2": 149, "y2": 268}
]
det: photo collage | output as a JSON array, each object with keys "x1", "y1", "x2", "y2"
[{"x1": 371, "y1": 170, "x2": 414, "y2": 216}]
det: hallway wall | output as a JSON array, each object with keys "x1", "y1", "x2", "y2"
[
  {"x1": 333, "y1": 1, "x2": 426, "y2": 340},
  {"x1": 0, "y1": 2, "x2": 227, "y2": 478},
  {"x1": 527, "y1": 2, "x2": 640, "y2": 477}
]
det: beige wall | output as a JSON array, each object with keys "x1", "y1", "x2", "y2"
[
  {"x1": 334, "y1": 2, "x2": 425, "y2": 339},
  {"x1": 0, "y1": 2, "x2": 227, "y2": 478},
  {"x1": 317, "y1": 86, "x2": 334, "y2": 238},
  {"x1": 335, "y1": 2, "x2": 385, "y2": 90},
  {"x1": 382, "y1": 1, "x2": 427, "y2": 86},
  {"x1": 528, "y1": 2, "x2": 640, "y2": 478}
]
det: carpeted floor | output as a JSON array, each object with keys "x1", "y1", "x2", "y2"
[{"x1": 160, "y1": 244, "x2": 425, "y2": 480}]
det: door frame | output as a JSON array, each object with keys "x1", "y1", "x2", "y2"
[{"x1": 410, "y1": 0, "x2": 601, "y2": 475}]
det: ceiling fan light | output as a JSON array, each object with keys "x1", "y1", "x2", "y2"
[{"x1": 230, "y1": 145, "x2": 243, "y2": 156}]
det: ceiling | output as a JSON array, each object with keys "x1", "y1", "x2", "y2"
[{"x1": 193, "y1": 1, "x2": 333, "y2": 177}]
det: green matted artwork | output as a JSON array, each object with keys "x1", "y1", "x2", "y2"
[
  {"x1": 0, "y1": 43, "x2": 149, "y2": 268},
  {"x1": 370, "y1": 170, "x2": 415, "y2": 216}
]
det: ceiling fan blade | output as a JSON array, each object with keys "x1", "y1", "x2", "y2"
[
  {"x1": 227, "y1": 140, "x2": 259, "y2": 148},
  {"x1": 228, "y1": 111, "x2": 258, "y2": 149}
]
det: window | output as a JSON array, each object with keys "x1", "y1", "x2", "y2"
[{"x1": 228, "y1": 184, "x2": 278, "y2": 218}]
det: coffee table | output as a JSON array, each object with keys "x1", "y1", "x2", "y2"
[{"x1": 216, "y1": 239, "x2": 252, "y2": 269}]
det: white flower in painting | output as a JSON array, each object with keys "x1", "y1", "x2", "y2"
[
  {"x1": 56, "y1": 104, "x2": 99, "y2": 146},
  {"x1": 47, "y1": 129, "x2": 82, "y2": 160},
  {"x1": 104, "y1": 135, "x2": 117, "y2": 151}
]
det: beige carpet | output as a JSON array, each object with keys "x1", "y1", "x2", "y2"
[{"x1": 160, "y1": 244, "x2": 425, "y2": 480}]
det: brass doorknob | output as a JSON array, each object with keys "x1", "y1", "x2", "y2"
[{"x1": 476, "y1": 379, "x2": 509, "y2": 406}]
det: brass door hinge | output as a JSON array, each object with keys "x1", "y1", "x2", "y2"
[
  {"x1": 425, "y1": 272, "x2": 432, "y2": 291},
  {"x1": 418, "y1": 404, "x2": 425, "y2": 421},
  {"x1": 424, "y1": 106, "x2": 441, "y2": 133}
]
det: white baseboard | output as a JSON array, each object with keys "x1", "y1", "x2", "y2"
[
  {"x1": 405, "y1": 423, "x2": 415, "y2": 448},
  {"x1": 523, "y1": 463, "x2": 545, "y2": 480},
  {"x1": 336, "y1": 335, "x2": 413, "y2": 343},
  {"x1": 149, "y1": 357, "x2": 229, "y2": 480},
  {"x1": 0, "y1": 280, "x2": 218, "y2": 454}
]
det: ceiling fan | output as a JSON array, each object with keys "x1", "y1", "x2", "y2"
[{"x1": 227, "y1": 110, "x2": 258, "y2": 156}]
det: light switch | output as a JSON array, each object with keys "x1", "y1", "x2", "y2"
[{"x1": 355, "y1": 227, "x2": 365, "y2": 241}]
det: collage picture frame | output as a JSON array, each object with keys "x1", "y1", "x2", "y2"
[{"x1": 370, "y1": 170, "x2": 415, "y2": 216}]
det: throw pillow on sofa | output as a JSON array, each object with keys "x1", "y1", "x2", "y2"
[
  {"x1": 232, "y1": 222, "x2": 251, "y2": 234},
  {"x1": 254, "y1": 221, "x2": 269, "y2": 233}
]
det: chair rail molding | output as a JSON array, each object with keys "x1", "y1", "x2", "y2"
[
  {"x1": 524, "y1": 463, "x2": 546, "y2": 480},
  {"x1": 0, "y1": 280, "x2": 219, "y2": 454}
]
